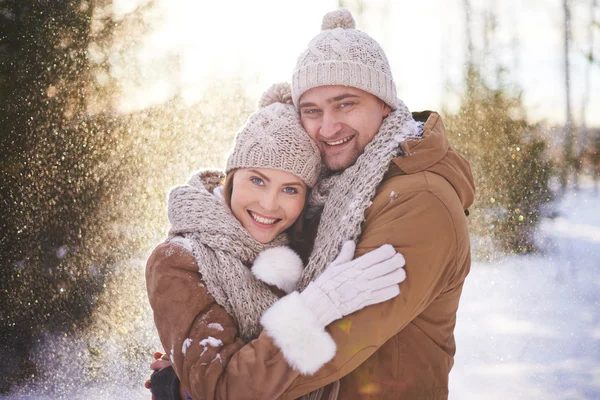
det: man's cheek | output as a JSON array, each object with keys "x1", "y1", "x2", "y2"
[{"x1": 301, "y1": 121, "x2": 319, "y2": 141}]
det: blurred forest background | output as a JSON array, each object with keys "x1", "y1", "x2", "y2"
[{"x1": 0, "y1": 0, "x2": 598, "y2": 396}]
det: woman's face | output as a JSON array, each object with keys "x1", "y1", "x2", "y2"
[{"x1": 230, "y1": 168, "x2": 307, "y2": 244}]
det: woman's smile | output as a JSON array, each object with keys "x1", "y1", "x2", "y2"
[{"x1": 247, "y1": 210, "x2": 281, "y2": 226}]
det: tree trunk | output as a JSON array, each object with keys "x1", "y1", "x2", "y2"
[
  {"x1": 579, "y1": 0, "x2": 597, "y2": 178},
  {"x1": 561, "y1": 0, "x2": 575, "y2": 189}
]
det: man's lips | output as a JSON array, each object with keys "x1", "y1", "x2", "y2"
[{"x1": 322, "y1": 134, "x2": 355, "y2": 147}]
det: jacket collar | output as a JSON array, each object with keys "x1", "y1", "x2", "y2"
[{"x1": 393, "y1": 111, "x2": 448, "y2": 174}]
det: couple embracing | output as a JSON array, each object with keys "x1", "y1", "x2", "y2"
[{"x1": 145, "y1": 9, "x2": 475, "y2": 400}]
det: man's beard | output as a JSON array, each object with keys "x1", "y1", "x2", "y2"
[{"x1": 324, "y1": 144, "x2": 361, "y2": 172}]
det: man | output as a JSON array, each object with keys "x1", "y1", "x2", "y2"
[{"x1": 146, "y1": 8, "x2": 475, "y2": 400}]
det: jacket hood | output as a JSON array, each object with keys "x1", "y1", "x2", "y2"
[{"x1": 393, "y1": 111, "x2": 475, "y2": 210}]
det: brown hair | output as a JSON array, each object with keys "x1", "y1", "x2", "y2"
[{"x1": 223, "y1": 171, "x2": 235, "y2": 209}]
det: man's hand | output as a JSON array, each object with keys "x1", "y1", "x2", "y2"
[
  {"x1": 259, "y1": 241, "x2": 406, "y2": 376},
  {"x1": 300, "y1": 241, "x2": 406, "y2": 327}
]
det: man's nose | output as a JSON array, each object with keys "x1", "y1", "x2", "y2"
[{"x1": 319, "y1": 113, "x2": 342, "y2": 139}]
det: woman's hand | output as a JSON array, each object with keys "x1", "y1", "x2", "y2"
[
  {"x1": 144, "y1": 351, "x2": 171, "y2": 390},
  {"x1": 151, "y1": 351, "x2": 173, "y2": 371}
]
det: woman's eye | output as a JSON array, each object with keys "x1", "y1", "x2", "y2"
[
  {"x1": 339, "y1": 102, "x2": 352, "y2": 108},
  {"x1": 283, "y1": 187, "x2": 298, "y2": 195},
  {"x1": 250, "y1": 177, "x2": 264, "y2": 186}
]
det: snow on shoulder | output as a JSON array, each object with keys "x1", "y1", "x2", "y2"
[{"x1": 168, "y1": 236, "x2": 193, "y2": 253}]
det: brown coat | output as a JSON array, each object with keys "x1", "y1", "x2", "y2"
[{"x1": 146, "y1": 111, "x2": 475, "y2": 399}]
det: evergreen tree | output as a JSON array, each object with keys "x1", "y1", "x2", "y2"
[
  {"x1": 0, "y1": 1, "x2": 104, "y2": 391},
  {"x1": 445, "y1": 67, "x2": 553, "y2": 254}
]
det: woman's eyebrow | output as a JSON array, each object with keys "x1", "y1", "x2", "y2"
[
  {"x1": 248, "y1": 169, "x2": 270, "y2": 182},
  {"x1": 281, "y1": 182, "x2": 304, "y2": 187}
]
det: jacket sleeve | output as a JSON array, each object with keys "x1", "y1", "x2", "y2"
[
  {"x1": 274, "y1": 186, "x2": 460, "y2": 399},
  {"x1": 146, "y1": 239, "x2": 311, "y2": 400}
]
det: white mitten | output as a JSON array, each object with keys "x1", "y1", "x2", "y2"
[
  {"x1": 299, "y1": 241, "x2": 406, "y2": 327},
  {"x1": 260, "y1": 241, "x2": 406, "y2": 375}
]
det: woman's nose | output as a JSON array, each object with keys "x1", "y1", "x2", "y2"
[{"x1": 259, "y1": 189, "x2": 278, "y2": 212}]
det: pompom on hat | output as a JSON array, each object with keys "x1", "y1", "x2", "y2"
[
  {"x1": 226, "y1": 83, "x2": 322, "y2": 188},
  {"x1": 292, "y1": 9, "x2": 397, "y2": 110}
]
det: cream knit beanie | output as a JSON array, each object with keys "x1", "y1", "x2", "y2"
[
  {"x1": 292, "y1": 9, "x2": 397, "y2": 110},
  {"x1": 226, "y1": 83, "x2": 322, "y2": 188}
]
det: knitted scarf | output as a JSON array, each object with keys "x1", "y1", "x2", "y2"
[
  {"x1": 297, "y1": 100, "x2": 420, "y2": 291},
  {"x1": 167, "y1": 170, "x2": 288, "y2": 342}
]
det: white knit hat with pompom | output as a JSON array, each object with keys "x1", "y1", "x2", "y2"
[
  {"x1": 292, "y1": 9, "x2": 397, "y2": 110},
  {"x1": 226, "y1": 83, "x2": 322, "y2": 188}
]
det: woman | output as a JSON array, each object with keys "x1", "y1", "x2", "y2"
[{"x1": 145, "y1": 83, "x2": 406, "y2": 399}]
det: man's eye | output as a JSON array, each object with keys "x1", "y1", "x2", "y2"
[
  {"x1": 250, "y1": 177, "x2": 264, "y2": 186},
  {"x1": 302, "y1": 108, "x2": 320, "y2": 115},
  {"x1": 283, "y1": 187, "x2": 298, "y2": 195}
]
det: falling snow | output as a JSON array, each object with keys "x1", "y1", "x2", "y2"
[
  {"x1": 56, "y1": 245, "x2": 69, "y2": 259},
  {"x1": 450, "y1": 182, "x2": 600, "y2": 399},
  {"x1": 1, "y1": 0, "x2": 599, "y2": 399}
]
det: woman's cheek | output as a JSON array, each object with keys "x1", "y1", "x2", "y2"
[{"x1": 286, "y1": 195, "x2": 305, "y2": 222}]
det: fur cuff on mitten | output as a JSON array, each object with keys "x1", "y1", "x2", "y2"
[
  {"x1": 252, "y1": 247, "x2": 303, "y2": 294},
  {"x1": 260, "y1": 291, "x2": 336, "y2": 375}
]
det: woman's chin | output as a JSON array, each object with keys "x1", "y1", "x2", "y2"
[
  {"x1": 247, "y1": 227, "x2": 277, "y2": 244},
  {"x1": 246, "y1": 218, "x2": 288, "y2": 244},
  {"x1": 252, "y1": 233, "x2": 276, "y2": 244}
]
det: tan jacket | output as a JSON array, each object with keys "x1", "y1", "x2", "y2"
[{"x1": 146, "y1": 111, "x2": 475, "y2": 399}]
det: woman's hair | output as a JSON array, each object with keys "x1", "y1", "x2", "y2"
[
  {"x1": 224, "y1": 170, "x2": 308, "y2": 251},
  {"x1": 223, "y1": 172, "x2": 234, "y2": 209}
]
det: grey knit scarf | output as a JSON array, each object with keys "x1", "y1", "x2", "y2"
[
  {"x1": 168, "y1": 170, "x2": 288, "y2": 342},
  {"x1": 297, "y1": 100, "x2": 420, "y2": 291}
]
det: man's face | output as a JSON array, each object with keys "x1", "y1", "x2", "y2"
[{"x1": 298, "y1": 86, "x2": 391, "y2": 171}]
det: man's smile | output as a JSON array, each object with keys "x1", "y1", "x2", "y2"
[{"x1": 323, "y1": 134, "x2": 355, "y2": 147}]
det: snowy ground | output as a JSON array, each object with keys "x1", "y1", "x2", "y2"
[
  {"x1": 4, "y1": 181, "x2": 599, "y2": 399},
  {"x1": 450, "y1": 181, "x2": 600, "y2": 399}
]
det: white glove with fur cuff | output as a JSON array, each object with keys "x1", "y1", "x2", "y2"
[
  {"x1": 300, "y1": 241, "x2": 406, "y2": 327},
  {"x1": 252, "y1": 247, "x2": 303, "y2": 294},
  {"x1": 260, "y1": 241, "x2": 406, "y2": 375}
]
